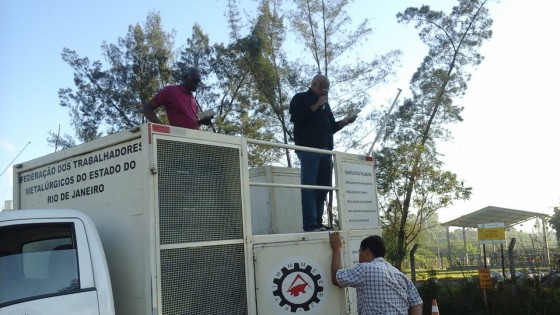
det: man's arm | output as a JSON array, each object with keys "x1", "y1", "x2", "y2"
[
  {"x1": 408, "y1": 303, "x2": 423, "y2": 315},
  {"x1": 405, "y1": 274, "x2": 423, "y2": 315},
  {"x1": 335, "y1": 115, "x2": 357, "y2": 130},
  {"x1": 142, "y1": 99, "x2": 163, "y2": 124},
  {"x1": 289, "y1": 94, "x2": 328, "y2": 124},
  {"x1": 198, "y1": 117, "x2": 212, "y2": 126},
  {"x1": 329, "y1": 232, "x2": 344, "y2": 286}
]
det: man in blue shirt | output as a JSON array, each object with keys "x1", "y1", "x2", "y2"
[{"x1": 329, "y1": 232, "x2": 423, "y2": 315}]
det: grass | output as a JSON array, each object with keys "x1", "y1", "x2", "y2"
[{"x1": 411, "y1": 269, "x2": 479, "y2": 280}]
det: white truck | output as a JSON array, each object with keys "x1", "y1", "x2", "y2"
[{"x1": 1, "y1": 123, "x2": 381, "y2": 315}]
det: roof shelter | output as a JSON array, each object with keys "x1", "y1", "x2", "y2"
[
  {"x1": 441, "y1": 206, "x2": 552, "y2": 266},
  {"x1": 442, "y1": 206, "x2": 549, "y2": 228}
]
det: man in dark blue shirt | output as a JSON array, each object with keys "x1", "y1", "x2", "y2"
[{"x1": 289, "y1": 74, "x2": 356, "y2": 231}]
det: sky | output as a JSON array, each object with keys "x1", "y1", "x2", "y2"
[{"x1": 1, "y1": 0, "x2": 559, "y2": 229}]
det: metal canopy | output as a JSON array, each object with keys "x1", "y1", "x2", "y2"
[{"x1": 442, "y1": 205, "x2": 550, "y2": 228}]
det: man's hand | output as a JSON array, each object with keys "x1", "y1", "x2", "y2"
[
  {"x1": 329, "y1": 231, "x2": 344, "y2": 251},
  {"x1": 409, "y1": 304, "x2": 423, "y2": 315},
  {"x1": 311, "y1": 92, "x2": 328, "y2": 112},
  {"x1": 199, "y1": 116, "x2": 213, "y2": 126},
  {"x1": 142, "y1": 99, "x2": 163, "y2": 124},
  {"x1": 317, "y1": 95, "x2": 328, "y2": 106},
  {"x1": 339, "y1": 117, "x2": 354, "y2": 129},
  {"x1": 341, "y1": 114, "x2": 357, "y2": 126},
  {"x1": 346, "y1": 115, "x2": 357, "y2": 123}
]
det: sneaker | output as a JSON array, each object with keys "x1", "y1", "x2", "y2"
[
  {"x1": 321, "y1": 225, "x2": 334, "y2": 231},
  {"x1": 310, "y1": 227, "x2": 326, "y2": 232}
]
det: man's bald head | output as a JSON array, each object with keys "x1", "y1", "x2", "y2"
[
  {"x1": 310, "y1": 74, "x2": 330, "y2": 96},
  {"x1": 181, "y1": 67, "x2": 202, "y2": 92},
  {"x1": 182, "y1": 67, "x2": 199, "y2": 78}
]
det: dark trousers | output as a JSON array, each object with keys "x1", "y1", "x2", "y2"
[{"x1": 296, "y1": 151, "x2": 332, "y2": 231}]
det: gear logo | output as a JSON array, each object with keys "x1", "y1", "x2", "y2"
[{"x1": 271, "y1": 258, "x2": 326, "y2": 313}]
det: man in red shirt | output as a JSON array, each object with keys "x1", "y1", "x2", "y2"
[{"x1": 142, "y1": 67, "x2": 212, "y2": 129}]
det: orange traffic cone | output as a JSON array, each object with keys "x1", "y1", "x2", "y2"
[{"x1": 431, "y1": 299, "x2": 440, "y2": 315}]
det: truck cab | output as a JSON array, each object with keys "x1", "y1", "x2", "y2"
[{"x1": 0, "y1": 209, "x2": 114, "y2": 315}]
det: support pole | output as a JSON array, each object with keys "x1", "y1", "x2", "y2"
[
  {"x1": 446, "y1": 226, "x2": 452, "y2": 269},
  {"x1": 410, "y1": 243, "x2": 420, "y2": 284},
  {"x1": 508, "y1": 238, "x2": 517, "y2": 284},
  {"x1": 541, "y1": 216, "x2": 550, "y2": 265},
  {"x1": 482, "y1": 244, "x2": 489, "y2": 314},
  {"x1": 500, "y1": 243, "x2": 506, "y2": 278},
  {"x1": 483, "y1": 244, "x2": 487, "y2": 269},
  {"x1": 367, "y1": 88, "x2": 402, "y2": 156},
  {"x1": 463, "y1": 227, "x2": 469, "y2": 265}
]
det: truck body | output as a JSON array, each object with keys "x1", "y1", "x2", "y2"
[{"x1": 2, "y1": 123, "x2": 381, "y2": 315}]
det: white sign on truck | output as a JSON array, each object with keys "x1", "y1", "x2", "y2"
[{"x1": 1, "y1": 123, "x2": 381, "y2": 315}]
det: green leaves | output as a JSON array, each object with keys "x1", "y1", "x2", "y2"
[
  {"x1": 379, "y1": 0, "x2": 493, "y2": 270},
  {"x1": 55, "y1": 1, "x2": 398, "y2": 164},
  {"x1": 57, "y1": 12, "x2": 175, "y2": 143}
]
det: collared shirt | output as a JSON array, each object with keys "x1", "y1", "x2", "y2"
[
  {"x1": 336, "y1": 257, "x2": 423, "y2": 315},
  {"x1": 153, "y1": 85, "x2": 199, "y2": 130}
]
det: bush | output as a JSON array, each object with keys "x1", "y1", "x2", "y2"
[{"x1": 417, "y1": 276, "x2": 560, "y2": 315}]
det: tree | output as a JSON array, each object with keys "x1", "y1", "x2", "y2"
[
  {"x1": 376, "y1": 138, "x2": 472, "y2": 267},
  {"x1": 377, "y1": 0, "x2": 492, "y2": 270},
  {"x1": 54, "y1": 8, "x2": 283, "y2": 166},
  {"x1": 220, "y1": 0, "x2": 302, "y2": 167},
  {"x1": 47, "y1": 130, "x2": 76, "y2": 151},
  {"x1": 175, "y1": 5, "x2": 288, "y2": 166},
  {"x1": 51, "y1": 11, "x2": 175, "y2": 145},
  {"x1": 217, "y1": 0, "x2": 402, "y2": 168},
  {"x1": 53, "y1": 1, "x2": 399, "y2": 163}
]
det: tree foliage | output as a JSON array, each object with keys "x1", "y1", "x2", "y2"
[
  {"x1": 51, "y1": 11, "x2": 174, "y2": 145},
  {"x1": 53, "y1": 2, "x2": 397, "y2": 164},
  {"x1": 227, "y1": 0, "x2": 297, "y2": 166},
  {"x1": 377, "y1": 0, "x2": 492, "y2": 270},
  {"x1": 47, "y1": 130, "x2": 76, "y2": 151},
  {"x1": 217, "y1": 0, "x2": 398, "y2": 164},
  {"x1": 289, "y1": 0, "x2": 400, "y2": 151}
]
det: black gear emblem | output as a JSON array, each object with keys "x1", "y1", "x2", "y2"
[{"x1": 272, "y1": 262, "x2": 324, "y2": 312}]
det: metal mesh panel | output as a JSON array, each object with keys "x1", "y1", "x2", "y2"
[
  {"x1": 160, "y1": 244, "x2": 247, "y2": 315},
  {"x1": 157, "y1": 140, "x2": 243, "y2": 244}
]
